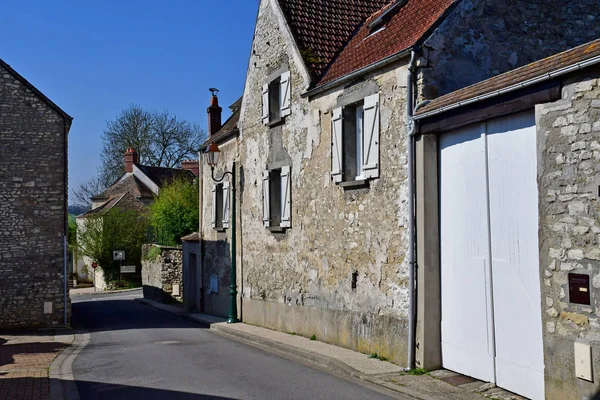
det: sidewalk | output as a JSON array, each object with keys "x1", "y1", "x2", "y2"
[
  {"x1": 136, "y1": 298, "x2": 525, "y2": 400},
  {"x1": 69, "y1": 287, "x2": 142, "y2": 296},
  {"x1": 0, "y1": 329, "x2": 74, "y2": 400}
]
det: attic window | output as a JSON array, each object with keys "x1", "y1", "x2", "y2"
[{"x1": 368, "y1": 0, "x2": 407, "y2": 33}]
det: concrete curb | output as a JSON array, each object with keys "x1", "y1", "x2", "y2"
[
  {"x1": 70, "y1": 287, "x2": 142, "y2": 296},
  {"x1": 134, "y1": 298, "x2": 422, "y2": 399},
  {"x1": 49, "y1": 329, "x2": 90, "y2": 400}
]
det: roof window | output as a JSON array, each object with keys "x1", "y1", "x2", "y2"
[{"x1": 368, "y1": 0, "x2": 407, "y2": 33}]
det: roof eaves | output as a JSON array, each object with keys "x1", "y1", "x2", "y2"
[{"x1": 0, "y1": 58, "x2": 73, "y2": 129}]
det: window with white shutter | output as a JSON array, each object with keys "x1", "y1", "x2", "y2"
[
  {"x1": 262, "y1": 170, "x2": 270, "y2": 227},
  {"x1": 362, "y1": 93, "x2": 380, "y2": 179},
  {"x1": 331, "y1": 107, "x2": 343, "y2": 183},
  {"x1": 280, "y1": 71, "x2": 291, "y2": 118},
  {"x1": 211, "y1": 186, "x2": 217, "y2": 228},
  {"x1": 222, "y1": 181, "x2": 230, "y2": 229},
  {"x1": 262, "y1": 84, "x2": 270, "y2": 125},
  {"x1": 280, "y1": 166, "x2": 291, "y2": 228},
  {"x1": 213, "y1": 183, "x2": 224, "y2": 230}
]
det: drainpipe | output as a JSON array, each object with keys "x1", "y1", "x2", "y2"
[
  {"x1": 198, "y1": 151, "x2": 204, "y2": 312},
  {"x1": 63, "y1": 235, "x2": 68, "y2": 326},
  {"x1": 406, "y1": 49, "x2": 417, "y2": 371}
]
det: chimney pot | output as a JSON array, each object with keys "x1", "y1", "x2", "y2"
[{"x1": 207, "y1": 88, "x2": 222, "y2": 136}]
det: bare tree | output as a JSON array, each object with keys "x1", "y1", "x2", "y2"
[
  {"x1": 70, "y1": 174, "x2": 106, "y2": 210},
  {"x1": 98, "y1": 105, "x2": 204, "y2": 186}
]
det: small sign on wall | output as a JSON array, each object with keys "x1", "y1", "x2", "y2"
[
  {"x1": 43, "y1": 302, "x2": 52, "y2": 314},
  {"x1": 120, "y1": 265, "x2": 136, "y2": 273},
  {"x1": 209, "y1": 275, "x2": 219, "y2": 294}
]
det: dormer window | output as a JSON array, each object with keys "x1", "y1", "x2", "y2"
[{"x1": 367, "y1": 0, "x2": 407, "y2": 34}]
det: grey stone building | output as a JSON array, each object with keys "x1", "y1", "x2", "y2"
[
  {"x1": 198, "y1": 1, "x2": 600, "y2": 398},
  {"x1": 414, "y1": 40, "x2": 600, "y2": 400},
  {"x1": 0, "y1": 58, "x2": 72, "y2": 328}
]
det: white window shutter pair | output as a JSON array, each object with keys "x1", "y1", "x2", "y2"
[
  {"x1": 280, "y1": 71, "x2": 292, "y2": 118},
  {"x1": 222, "y1": 182, "x2": 230, "y2": 229},
  {"x1": 362, "y1": 93, "x2": 380, "y2": 179},
  {"x1": 330, "y1": 93, "x2": 380, "y2": 181},
  {"x1": 211, "y1": 184, "x2": 230, "y2": 229},
  {"x1": 280, "y1": 166, "x2": 291, "y2": 228}
]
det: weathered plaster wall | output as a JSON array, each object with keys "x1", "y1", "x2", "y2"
[
  {"x1": 200, "y1": 139, "x2": 236, "y2": 318},
  {"x1": 0, "y1": 63, "x2": 69, "y2": 327},
  {"x1": 537, "y1": 67, "x2": 600, "y2": 400},
  {"x1": 231, "y1": 0, "x2": 411, "y2": 364},
  {"x1": 141, "y1": 244, "x2": 183, "y2": 303},
  {"x1": 420, "y1": 0, "x2": 600, "y2": 99}
]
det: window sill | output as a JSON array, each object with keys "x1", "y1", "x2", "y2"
[
  {"x1": 268, "y1": 226, "x2": 287, "y2": 233},
  {"x1": 214, "y1": 227, "x2": 226, "y2": 232},
  {"x1": 338, "y1": 179, "x2": 369, "y2": 189},
  {"x1": 267, "y1": 117, "x2": 285, "y2": 128}
]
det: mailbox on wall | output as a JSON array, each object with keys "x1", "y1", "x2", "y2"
[{"x1": 568, "y1": 273, "x2": 591, "y2": 305}]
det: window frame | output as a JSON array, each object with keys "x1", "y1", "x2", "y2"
[{"x1": 262, "y1": 69, "x2": 292, "y2": 125}]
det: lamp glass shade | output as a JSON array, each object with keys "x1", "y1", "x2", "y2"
[{"x1": 204, "y1": 143, "x2": 221, "y2": 168}]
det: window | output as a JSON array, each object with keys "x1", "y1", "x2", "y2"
[
  {"x1": 211, "y1": 182, "x2": 230, "y2": 230},
  {"x1": 332, "y1": 93, "x2": 380, "y2": 183},
  {"x1": 263, "y1": 166, "x2": 291, "y2": 229},
  {"x1": 262, "y1": 71, "x2": 291, "y2": 124}
]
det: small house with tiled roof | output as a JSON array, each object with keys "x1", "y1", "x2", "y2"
[
  {"x1": 0, "y1": 58, "x2": 72, "y2": 328},
  {"x1": 199, "y1": 1, "x2": 600, "y2": 398},
  {"x1": 76, "y1": 149, "x2": 198, "y2": 289}
]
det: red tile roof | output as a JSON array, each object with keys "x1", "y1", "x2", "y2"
[
  {"x1": 278, "y1": 0, "x2": 390, "y2": 78},
  {"x1": 415, "y1": 39, "x2": 600, "y2": 117},
  {"x1": 316, "y1": 0, "x2": 454, "y2": 87}
]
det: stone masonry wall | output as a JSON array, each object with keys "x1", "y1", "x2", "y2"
[
  {"x1": 230, "y1": 0, "x2": 411, "y2": 364},
  {"x1": 537, "y1": 66, "x2": 600, "y2": 400},
  {"x1": 419, "y1": 0, "x2": 600, "y2": 100},
  {"x1": 0, "y1": 63, "x2": 69, "y2": 327},
  {"x1": 141, "y1": 244, "x2": 183, "y2": 303}
]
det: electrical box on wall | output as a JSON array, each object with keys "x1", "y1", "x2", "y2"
[
  {"x1": 574, "y1": 341, "x2": 593, "y2": 382},
  {"x1": 569, "y1": 273, "x2": 591, "y2": 305}
]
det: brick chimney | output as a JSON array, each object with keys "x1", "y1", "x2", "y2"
[
  {"x1": 124, "y1": 147, "x2": 138, "y2": 173},
  {"x1": 207, "y1": 88, "x2": 222, "y2": 136},
  {"x1": 181, "y1": 159, "x2": 199, "y2": 177}
]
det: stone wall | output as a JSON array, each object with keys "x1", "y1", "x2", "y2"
[
  {"x1": 141, "y1": 244, "x2": 183, "y2": 303},
  {"x1": 230, "y1": 0, "x2": 410, "y2": 364},
  {"x1": 419, "y1": 0, "x2": 600, "y2": 99},
  {"x1": 537, "y1": 66, "x2": 600, "y2": 400},
  {"x1": 0, "y1": 63, "x2": 70, "y2": 327}
]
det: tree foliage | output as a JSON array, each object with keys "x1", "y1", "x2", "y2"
[
  {"x1": 99, "y1": 105, "x2": 205, "y2": 186},
  {"x1": 149, "y1": 179, "x2": 199, "y2": 246},
  {"x1": 70, "y1": 174, "x2": 106, "y2": 210},
  {"x1": 77, "y1": 208, "x2": 149, "y2": 284}
]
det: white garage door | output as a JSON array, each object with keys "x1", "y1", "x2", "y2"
[{"x1": 440, "y1": 112, "x2": 544, "y2": 400}]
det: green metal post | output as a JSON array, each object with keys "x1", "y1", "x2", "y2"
[{"x1": 228, "y1": 162, "x2": 238, "y2": 323}]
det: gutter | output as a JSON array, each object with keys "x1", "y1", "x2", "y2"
[
  {"x1": 303, "y1": 48, "x2": 412, "y2": 98},
  {"x1": 413, "y1": 54, "x2": 600, "y2": 121}
]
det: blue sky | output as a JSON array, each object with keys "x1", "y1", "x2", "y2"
[{"x1": 0, "y1": 0, "x2": 258, "y2": 196}]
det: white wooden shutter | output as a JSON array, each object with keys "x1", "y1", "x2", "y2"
[
  {"x1": 331, "y1": 107, "x2": 343, "y2": 183},
  {"x1": 222, "y1": 181, "x2": 230, "y2": 229},
  {"x1": 280, "y1": 166, "x2": 291, "y2": 228},
  {"x1": 262, "y1": 83, "x2": 270, "y2": 124},
  {"x1": 262, "y1": 170, "x2": 270, "y2": 227},
  {"x1": 280, "y1": 71, "x2": 291, "y2": 118},
  {"x1": 211, "y1": 185, "x2": 217, "y2": 228},
  {"x1": 362, "y1": 93, "x2": 380, "y2": 179}
]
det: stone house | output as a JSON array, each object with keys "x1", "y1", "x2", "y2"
[
  {"x1": 76, "y1": 148, "x2": 198, "y2": 289},
  {"x1": 413, "y1": 39, "x2": 600, "y2": 400},
  {"x1": 198, "y1": 0, "x2": 600, "y2": 398},
  {"x1": 0, "y1": 58, "x2": 73, "y2": 328}
]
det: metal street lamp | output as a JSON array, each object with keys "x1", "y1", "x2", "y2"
[{"x1": 204, "y1": 142, "x2": 238, "y2": 324}]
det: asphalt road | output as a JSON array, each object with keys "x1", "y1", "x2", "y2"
[{"x1": 71, "y1": 290, "x2": 400, "y2": 400}]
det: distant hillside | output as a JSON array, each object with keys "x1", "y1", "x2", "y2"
[{"x1": 68, "y1": 205, "x2": 89, "y2": 216}]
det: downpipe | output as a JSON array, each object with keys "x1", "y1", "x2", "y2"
[{"x1": 405, "y1": 49, "x2": 417, "y2": 371}]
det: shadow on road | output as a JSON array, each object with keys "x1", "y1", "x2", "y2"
[
  {"x1": 0, "y1": 341, "x2": 68, "y2": 369},
  {"x1": 72, "y1": 298, "x2": 208, "y2": 334},
  {"x1": 0, "y1": 376, "x2": 236, "y2": 400}
]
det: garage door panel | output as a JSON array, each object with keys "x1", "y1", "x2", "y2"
[{"x1": 440, "y1": 124, "x2": 495, "y2": 382}]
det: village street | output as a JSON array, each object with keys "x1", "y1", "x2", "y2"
[{"x1": 70, "y1": 291, "x2": 404, "y2": 400}]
